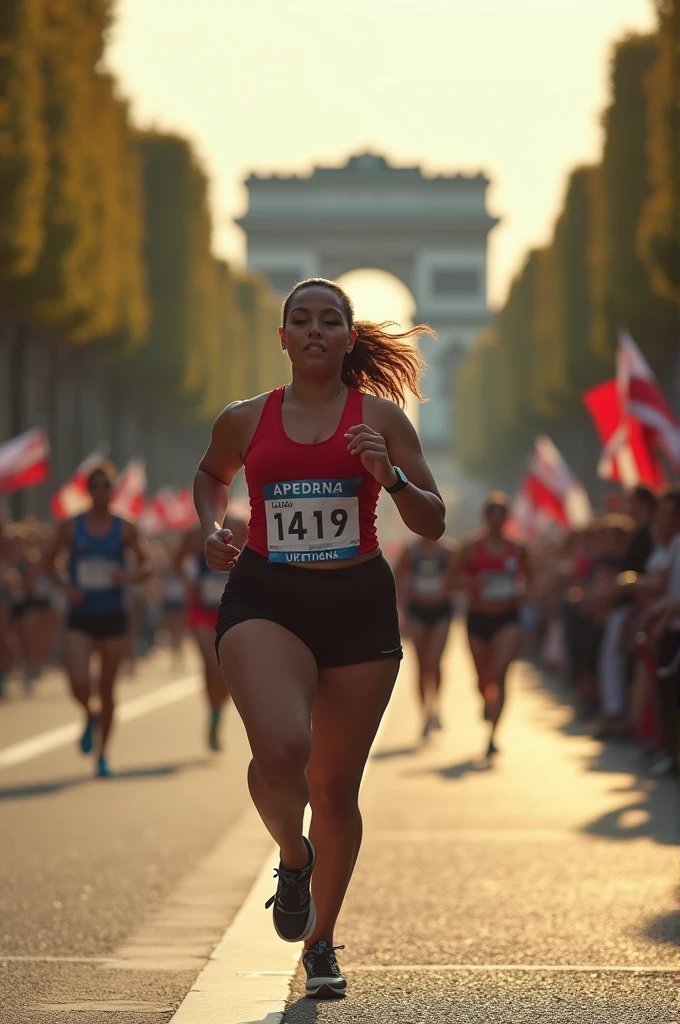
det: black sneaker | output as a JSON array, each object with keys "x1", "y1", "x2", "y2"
[
  {"x1": 486, "y1": 736, "x2": 499, "y2": 758},
  {"x1": 265, "y1": 837, "x2": 316, "y2": 942},
  {"x1": 303, "y1": 941, "x2": 347, "y2": 999}
]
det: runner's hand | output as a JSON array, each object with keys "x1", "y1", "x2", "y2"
[
  {"x1": 345, "y1": 424, "x2": 396, "y2": 488},
  {"x1": 205, "y1": 529, "x2": 240, "y2": 572}
]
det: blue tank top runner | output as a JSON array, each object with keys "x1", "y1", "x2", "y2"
[{"x1": 68, "y1": 514, "x2": 125, "y2": 616}]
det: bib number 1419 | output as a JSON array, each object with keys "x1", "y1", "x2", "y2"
[{"x1": 272, "y1": 508, "x2": 348, "y2": 542}]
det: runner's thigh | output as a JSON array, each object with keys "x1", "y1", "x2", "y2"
[
  {"x1": 425, "y1": 619, "x2": 451, "y2": 665},
  {"x1": 64, "y1": 630, "x2": 94, "y2": 684},
  {"x1": 308, "y1": 658, "x2": 400, "y2": 792},
  {"x1": 490, "y1": 623, "x2": 522, "y2": 675},
  {"x1": 218, "y1": 619, "x2": 317, "y2": 757}
]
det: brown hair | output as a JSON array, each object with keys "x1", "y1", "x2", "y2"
[
  {"x1": 281, "y1": 278, "x2": 433, "y2": 407},
  {"x1": 87, "y1": 461, "x2": 116, "y2": 489},
  {"x1": 483, "y1": 491, "x2": 511, "y2": 514}
]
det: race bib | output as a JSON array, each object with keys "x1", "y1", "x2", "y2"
[
  {"x1": 264, "y1": 478, "x2": 361, "y2": 563},
  {"x1": 199, "y1": 574, "x2": 226, "y2": 608},
  {"x1": 480, "y1": 573, "x2": 516, "y2": 602},
  {"x1": 413, "y1": 575, "x2": 444, "y2": 598},
  {"x1": 77, "y1": 558, "x2": 117, "y2": 590}
]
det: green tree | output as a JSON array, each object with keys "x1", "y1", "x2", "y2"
[
  {"x1": 0, "y1": 0, "x2": 47, "y2": 279},
  {"x1": 590, "y1": 33, "x2": 676, "y2": 367},
  {"x1": 638, "y1": 0, "x2": 679, "y2": 306},
  {"x1": 7, "y1": 0, "x2": 147, "y2": 347}
]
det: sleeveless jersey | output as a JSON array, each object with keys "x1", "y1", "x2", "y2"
[
  {"x1": 411, "y1": 544, "x2": 448, "y2": 601},
  {"x1": 245, "y1": 387, "x2": 380, "y2": 564},
  {"x1": 467, "y1": 538, "x2": 520, "y2": 603},
  {"x1": 193, "y1": 551, "x2": 227, "y2": 610},
  {"x1": 68, "y1": 514, "x2": 125, "y2": 615}
]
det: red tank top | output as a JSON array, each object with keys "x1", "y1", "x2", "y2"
[
  {"x1": 244, "y1": 387, "x2": 381, "y2": 564},
  {"x1": 467, "y1": 538, "x2": 520, "y2": 602}
]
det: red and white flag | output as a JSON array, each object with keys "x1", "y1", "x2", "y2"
[
  {"x1": 0, "y1": 428, "x2": 50, "y2": 493},
  {"x1": 522, "y1": 436, "x2": 591, "y2": 530},
  {"x1": 618, "y1": 330, "x2": 680, "y2": 470},
  {"x1": 583, "y1": 379, "x2": 665, "y2": 488},
  {"x1": 506, "y1": 480, "x2": 552, "y2": 542},
  {"x1": 138, "y1": 487, "x2": 197, "y2": 535},
  {"x1": 110, "y1": 458, "x2": 146, "y2": 521},
  {"x1": 50, "y1": 445, "x2": 109, "y2": 521}
]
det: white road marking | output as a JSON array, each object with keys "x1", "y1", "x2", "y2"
[
  {"x1": 168, "y1": 846, "x2": 297, "y2": 1023},
  {"x1": 169, "y1": 664, "x2": 397, "y2": 1023},
  {"x1": 0, "y1": 675, "x2": 202, "y2": 770}
]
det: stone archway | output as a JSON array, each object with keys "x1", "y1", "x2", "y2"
[{"x1": 236, "y1": 151, "x2": 498, "y2": 452}]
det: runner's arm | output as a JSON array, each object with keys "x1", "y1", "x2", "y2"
[
  {"x1": 194, "y1": 404, "x2": 246, "y2": 541},
  {"x1": 172, "y1": 532, "x2": 196, "y2": 584},
  {"x1": 362, "y1": 402, "x2": 445, "y2": 540},
  {"x1": 42, "y1": 521, "x2": 74, "y2": 591},
  {"x1": 120, "y1": 522, "x2": 153, "y2": 584},
  {"x1": 393, "y1": 546, "x2": 413, "y2": 611}
]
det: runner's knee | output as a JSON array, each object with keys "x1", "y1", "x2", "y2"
[
  {"x1": 251, "y1": 733, "x2": 311, "y2": 788},
  {"x1": 309, "y1": 778, "x2": 360, "y2": 821}
]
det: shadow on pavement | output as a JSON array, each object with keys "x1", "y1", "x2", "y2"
[
  {"x1": 582, "y1": 787, "x2": 678, "y2": 846},
  {"x1": 0, "y1": 758, "x2": 209, "y2": 801},
  {"x1": 409, "y1": 756, "x2": 495, "y2": 781},
  {"x1": 371, "y1": 744, "x2": 420, "y2": 761},
  {"x1": 645, "y1": 910, "x2": 680, "y2": 947},
  {"x1": 280, "y1": 997, "x2": 320, "y2": 1021},
  {"x1": 524, "y1": 660, "x2": 679, "y2": 847}
]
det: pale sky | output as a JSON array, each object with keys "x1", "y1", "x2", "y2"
[{"x1": 106, "y1": 0, "x2": 655, "y2": 320}]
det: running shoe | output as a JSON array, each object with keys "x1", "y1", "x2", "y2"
[
  {"x1": 79, "y1": 714, "x2": 97, "y2": 755},
  {"x1": 303, "y1": 941, "x2": 347, "y2": 999},
  {"x1": 265, "y1": 837, "x2": 316, "y2": 942},
  {"x1": 96, "y1": 755, "x2": 114, "y2": 778},
  {"x1": 421, "y1": 718, "x2": 433, "y2": 741},
  {"x1": 208, "y1": 708, "x2": 222, "y2": 752}
]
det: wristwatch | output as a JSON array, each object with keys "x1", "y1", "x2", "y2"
[{"x1": 385, "y1": 466, "x2": 409, "y2": 494}]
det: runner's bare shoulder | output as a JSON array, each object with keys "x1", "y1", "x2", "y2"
[{"x1": 211, "y1": 393, "x2": 271, "y2": 459}]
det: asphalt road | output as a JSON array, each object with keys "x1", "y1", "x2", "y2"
[{"x1": 0, "y1": 626, "x2": 678, "y2": 1024}]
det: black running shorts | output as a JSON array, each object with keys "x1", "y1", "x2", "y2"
[
  {"x1": 467, "y1": 608, "x2": 519, "y2": 642},
  {"x1": 216, "y1": 546, "x2": 402, "y2": 668},
  {"x1": 67, "y1": 610, "x2": 128, "y2": 639},
  {"x1": 407, "y1": 601, "x2": 453, "y2": 628}
]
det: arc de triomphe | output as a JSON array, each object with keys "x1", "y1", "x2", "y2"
[{"x1": 236, "y1": 152, "x2": 498, "y2": 452}]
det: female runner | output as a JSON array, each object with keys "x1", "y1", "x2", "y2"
[
  {"x1": 457, "y1": 493, "x2": 529, "y2": 759},
  {"x1": 395, "y1": 535, "x2": 457, "y2": 739},
  {"x1": 174, "y1": 517, "x2": 247, "y2": 751},
  {"x1": 194, "y1": 278, "x2": 445, "y2": 999}
]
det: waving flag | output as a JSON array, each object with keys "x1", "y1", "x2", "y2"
[
  {"x1": 583, "y1": 380, "x2": 665, "y2": 488},
  {"x1": 139, "y1": 488, "x2": 198, "y2": 535},
  {"x1": 110, "y1": 458, "x2": 146, "y2": 521},
  {"x1": 50, "y1": 445, "x2": 109, "y2": 521},
  {"x1": 0, "y1": 429, "x2": 50, "y2": 493},
  {"x1": 618, "y1": 331, "x2": 680, "y2": 470},
  {"x1": 523, "y1": 436, "x2": 591, "y2": 529}
]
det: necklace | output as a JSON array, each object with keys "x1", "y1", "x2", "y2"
[{"x1": 287, "y1": 384, "x2": 346, "y2": 417}]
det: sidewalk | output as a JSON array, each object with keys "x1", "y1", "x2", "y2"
[{"x1": 283, "y1": 624, "x2": 680, "y2": 1022}]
